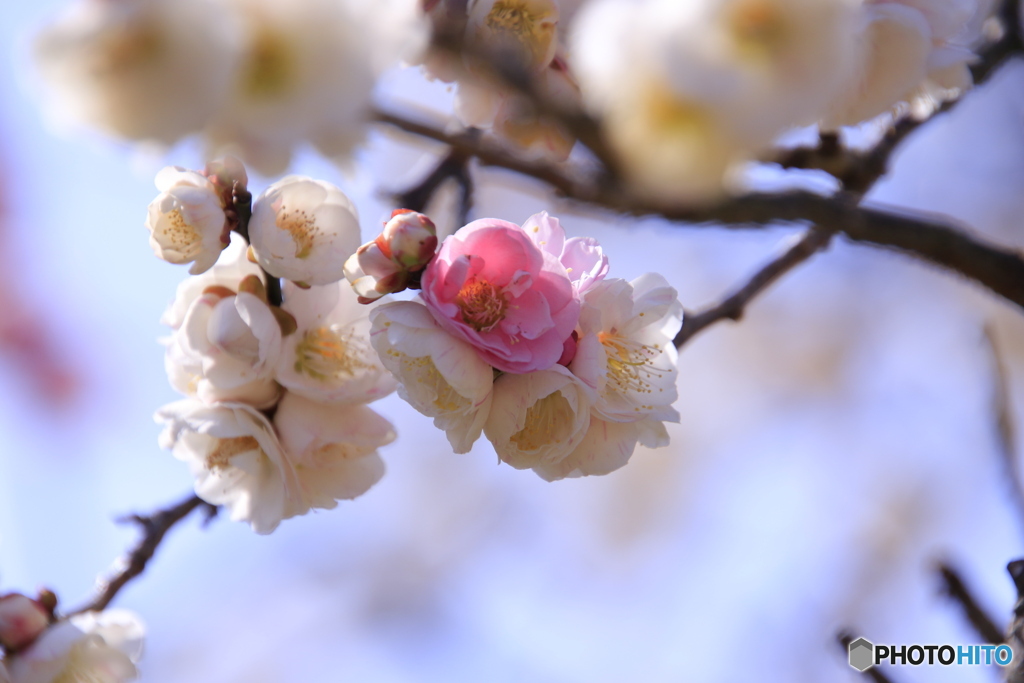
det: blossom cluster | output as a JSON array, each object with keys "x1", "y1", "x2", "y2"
[
  {"x1": 349, "y1": 210, "x2": 683, "y2": 481},
  {"x1": 0, "y1": 592, "x2": 143, "y2": 683},
  {"x1": 421, "y1": 0, "x2": 581, "y2": 160},
  {"x1": 570, "y1": 0, "x2": 986, "y2": 201},
  {"x1": 148, "y1": 160, "x2": 396, "y2": 534},
  {"x1": 32, "y1": 0, "x2": 426, "y2": 174}
]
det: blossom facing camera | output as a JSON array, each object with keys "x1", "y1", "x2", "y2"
[
  {"x1": 249, "y1": 176, "x2": 362, "y2": 286},
  {"x1": 484, "y1": 366, "x2": 592, "y2": 471},
  {"x1": 0, "y1": 594, "x2": 49, "y2": 651},
  {"x1": 344, "y1": 209, "x2": 437, "y2": 302},
  {"x1": 420, "y1": 218, "x2": 580, "y2": 374},
  {"x1": 7, "y1": 609, "x2": 144, "y2": 683},
  {"x1": 146, "y1": 167, "x2": 230, "y2": 274}
]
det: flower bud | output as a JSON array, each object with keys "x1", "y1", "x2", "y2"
[
  {"x1": 343, "y1": 210, "x2": 437, "y2": 303},
  {"x1": 0, "y1": 593, "x2": 50, "y2": 651},
  {"x1": 202, "y1": 156, "x2": 249, "y2": 210}
]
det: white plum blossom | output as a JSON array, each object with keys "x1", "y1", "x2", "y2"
[
  {"x1": 273, "y1": 392, "x2": 395, "y2": 508},
  {"x1": 275, "y1": 280, "x2": 396, "y2": 404},
  {"x1": 6, "y1": 610, "x2": 144, "y2": 683},
  {"x1": 571, "y1": 0, "x2": 859, "y2": 201},
  {"x1": 145, "y1": 167, "x2": 229, "y2": 274},
  {"x1": 33, "y1": 0, "x2": 237, "y2": 144},
  {"x1": 170, "y1": 277, "x2": 283, "y2": 406},
  {"x1": 369, "y1": 301, "x2": 494, "y2": 454},
  {"x1": 248, "y1": 176, "x2": 362, "y2": 286},
  {"x1": 570, "y1": 274, "x2": 682, "y2": 424},
  {"x1": 824, "y1": 0, "x2": 981, "y2": 127},
  {"x1": 0, "y1": 596, "x2": 49, "y2": 652},
  {"x1": 156, "y1": 394, "x2": 395, "y2": 533},
  {"x1": 157, "y1": 400, "x2": 296, "y2": 534},
  {"x1": 161, "y1": 233, "x2": 263, "y2": 330},
  {"x1": 484, "y1": 366, "x2": 592, "y2": 472},
  {"x1": 204, "y1": 0, "x2": 425, "y2": 174}
]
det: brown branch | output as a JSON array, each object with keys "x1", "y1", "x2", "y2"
[
  {"x1": 1005, "y1": 560, "x2": 1024, "y2": 682},
  {"x1": 936, "y1": 562, "x2": 1004, "y2": 645},
  {"x1": 836, "y1": 631, "x2": 899, "y2": 683},
  {"x1": 674, "y1": 227, "x2": 834, "y2": 348},
  {"x1": 69, "y1": 493, "x2": 213, "y2": 615}
]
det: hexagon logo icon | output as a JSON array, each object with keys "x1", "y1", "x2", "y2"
[{"x1": 849, "y1": 637, "x2": 875, "y2": 672}]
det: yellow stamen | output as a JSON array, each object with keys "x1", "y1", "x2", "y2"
[
  {"x1": 456, "y1": 279, "x2": 508, "y2": 332},
  {"x1": 294, "y1": 326, "x2": 371, "y2": 381},
  {"x1": 207, "y1": 435, "x2": 259, "y2": 471},
  {"x1": 510, "y1": 391, "x2": 574, "y2": 451}
]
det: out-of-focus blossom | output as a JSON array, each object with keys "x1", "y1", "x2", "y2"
[
  {"x1": 521, "y1": 211, "x2": 607, "y2": 295},
  {"x1": 370, "y1": 300, "x2": 494, "y2": 453},
  {"x1": 275, "y1": 280, "x2": 396, "y2": 403},
  {"x1": 33, "y1": 0, "x2": 237, "y2": 144},
  {"x1": 0, "y1": 660, "x2": 9, "y2": 683},
  {"x1": 344, "y1": 210, "x2": 438, "y2": 302},
  {"x1": 156, "y1": 400, "x2": 296, "y2": 534},
  {"x1": 420, "y1": 217, "x2": 579, "y2": 373},
  {"x1": 824, "y1": 0, "x2": 980, "y2": 127},
  {"x1": 273, "y1": 392, "x2": 395, "y2": 508},
  {"x1": 570, "y1": 274, "x2": 682, "y2": 423},
  {"x1": 6, "y1": 610, "x2": 144, "y2": 683},
  {"x1": 161, "y1": 233, "x2": 263, "y2": 330},
  {"x1": 421, "y1": 0, "x2": 577, "y2": 159},
  {"x1": 171, "y1": 276, "x2": 283, "y2": 403},
  {"x1": 484, "y1": 366, "x2": 592, "y2": 472},
  {"x1": 204, "y1": 0, "x2": 421, "y2": 173},
  {"x1": 571, "y1": 0, "x2": 859, "y2": 202},
  {"x1": 0, "y1": 595, "x2": 48, "y2": 652},
  {"x1": 145, "y1": 167, "x2": 229, "y2": 274},
  {"x1": 248, "y1": 176, "x2": 361, "y2": 286}
]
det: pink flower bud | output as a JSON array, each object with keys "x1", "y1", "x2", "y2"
[
  {"x1": 0, "y1": 593, "x2": 50, "y2": 651},
  {"x1": 382, "y1": 210, "x2": 437, "y2": 269},
  {"x1": 202, "y1": 156, "x2": 249, "y2": 208},
  {"x1": 343, "y1": 210, "x2": 438, "y2": 303}
]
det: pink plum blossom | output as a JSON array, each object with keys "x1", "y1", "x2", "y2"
[
  {"x1": 420, "y1": 217, "x2": 580, "y2": 374},
  {"x1": 0, "y1": 595, "x2": 49, "y2": 651},
  {"x1": 521, "y1": 212, "x2": 608, "y2": 295}
]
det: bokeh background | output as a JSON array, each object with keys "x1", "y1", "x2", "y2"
[{"x1": 3, "y1": 1, "x2": 1024, "y2": 681}]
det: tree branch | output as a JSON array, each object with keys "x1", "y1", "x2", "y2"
[
  {"x1": 69, "y1": 493, "x2": 213, "y2": 615},
  {"x1": 937, "y1": 562, "x2": 1004, "y2": 645},
  {"x1": 985, "y1": 325, "x2": 1024, "y2": 538},
  {"x1": 674, "y1": 227, "x2": 834, "y2": 348},
  {"x1": 374, "y1": 110, "x2": 1024, "y2": 312}
]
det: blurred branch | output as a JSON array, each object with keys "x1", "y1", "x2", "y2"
[
  {"x1": 674, "y1": 228, "x2": 833, "y2": 348},
  {"x1": 69, "y1": 493, "x2": 215, "y2": 615},
  {"x1": 937, "y1": 562, "x2": 1004, "y2": 644},
  {"x1": 1005, "y1": 560, "x2": 1024, "y2": 682},
  {"x1": 985, "y1": 325, "x2": 1024, "y2": 537},
  {"x1": 394, "y1": 141, "x2": 475, "y2": 226},
  {"x1": 836, "y1": 631, "x2": 898, "y2": 683},
  {"x1": 374, "y1": 109, "x2": 1024, "y2": 312},
  {"x1": 772, "y1": 0, "x2": 1023, "y2": 193}
]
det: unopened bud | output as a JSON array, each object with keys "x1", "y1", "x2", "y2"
[
  {"x1": 343, "y1": 210, "x2": 438, "y2": 303},
  {"x1": 0, "y1": 593, "x2": 50, "y2": 651}
]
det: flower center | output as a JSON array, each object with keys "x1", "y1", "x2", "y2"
[
  {"x1": 598, "y1": 332, "x2": 666, "y2": 403},
  {"x1": 294, "y1": 326, "x2": 371, "y2": 381},
  {"x1": 456, "y1": 279, "x2": 508, "y2": 332},
  {"x1": 275, "y1": 208, "x2": 321, "y2": 259},
  {"x1": 163, "y1": 209, "x2": 202, "y2": 258},
  {"x1": 510, "y1": 390, "x2": 574, "y2": 451},
  {"x1": 484, "y1": 0, "x2": 555, "y2": 67},
  {"x1": 386, "y1": 349, "x2": 470, "y2": 414},
  {"x1": 728, "y1": 0, "x2": 788, "y2": 60},
  {"x1": 206, "y1": 435, "x2": 260, "y2": 472},
  {"x1": 242, "y1": 27, "x2": 295, "y2": 99}
]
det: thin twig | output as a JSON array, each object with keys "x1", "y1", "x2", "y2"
[
  {"x1": 985, "y1": 325, "x2": 1024, "y2": 537},
  {"x1": 937, "y1": 562, "x2": 1004, "y2": 644},
  {"x1": 69, "y1": 493, "x2": 212, "y2": 615},
  {"x1": 674, "y1": 228, "x2": 834, "y2": 348},
  {"x1": 836, "y1": 631, "x2": 899, "y2": 683}
]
